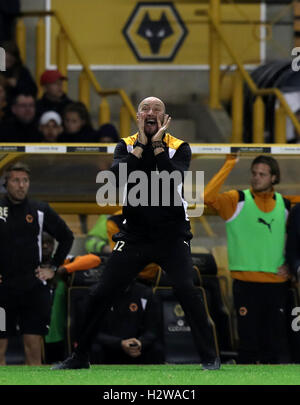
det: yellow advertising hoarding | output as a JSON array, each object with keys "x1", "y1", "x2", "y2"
[{"x1": 48, "y1": 0, "x2": 262, "y2": 67}]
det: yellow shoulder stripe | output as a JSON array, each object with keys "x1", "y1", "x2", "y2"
[
  {"x1": 122, "y1": 133, "x2": 138, "y2": 146},
  {"x1": 164, "y1": 133, "x2": 184, "y2": 150},
  {"x1": 122, "y1": 132, "x2": 184, "y2": 150}
]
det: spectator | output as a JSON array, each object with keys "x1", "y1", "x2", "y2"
[
  {"x1": 0, "y1": 1, "x2": 20, "y2": 42},
  {"x1": 36, "y1": 232, "x2": 101, "y2": 364},
  {"x1": 95, "y1": 123, "x2": 120, "y2": 143},
  {"x1": 60, "y1": 102, "x2": 95, "y2": 143},
  {"x1": 38, "y1": 111, "x2": 63, "y2": 143},
  {"x1": 36, "y1": 70, "x2": 73, "y2": 118},
  {"x1": 0, "y1": 93, "x2": 39, "y2": 142},
  {"x1": 0, "y1": 41, "x2": 37, "y2": 103},
  {"x1": 85, "y1": 215, "x2": 112, "y2": 255},
  {"x1": 0, "y1": 76, "x2": 9, "y2": 122},
  {"x1": 204, "y1": 154, "x2": 292, "y2": 364},
  {"x1": 0, "y1": 162, "x2": 74, "y2": 365},
  {"x1": 89, "y1": 277, "x2": 164, "y2": 365},
  {"x1": 86, "y1": 212, "x2": 159, "y2": 282}
]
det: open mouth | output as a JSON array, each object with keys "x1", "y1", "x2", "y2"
[
  {"x1": 145, "y1": 119, "x2": 156, "y2": 126},
  {"x1": 144, "y1": 119, "x2": 158, "y2": 132}
]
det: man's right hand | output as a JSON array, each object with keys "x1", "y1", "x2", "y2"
[
  {"x1": 136, "y1": 112, "x2": 148, "y2": 146},
  {"x1": 0, "y1": 274, "x2": 2, "y2": 284},
  {"x1": 121, "y1": 338, "x2": 142, "y2": 358}
]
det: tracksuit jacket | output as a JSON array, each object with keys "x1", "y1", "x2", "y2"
[
  {"x1": 110, "y1": 132, "x2": 192, "y2": 242},
  {"x1": 0, "y1": 195, "x2": 74, "y2": 291}
]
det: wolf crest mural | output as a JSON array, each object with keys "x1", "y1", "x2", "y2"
[
  {"x1": 123, "y1": 2, "x2": 188, "y2": 62},
  {"x1": 137, "y1": 11, "x2": 174, "y2": 54}
]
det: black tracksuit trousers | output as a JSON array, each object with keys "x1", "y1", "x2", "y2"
[
  {"x1": 76, "y1": 235, "x2": 219, "y2": 363},
  {"x1": 233, "y1": 279, "x2": 290, "y2": 364}
]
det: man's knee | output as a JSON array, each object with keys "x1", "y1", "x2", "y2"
[{"x1": 23, "y1": 335, "x2": 42, "y2": 364}]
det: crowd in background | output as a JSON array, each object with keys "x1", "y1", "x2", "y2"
[{"x1": 0, "y1": 41, "x2": 120, "y2": 144}]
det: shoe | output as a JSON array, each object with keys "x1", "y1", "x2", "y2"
[
  {"x1": 51, "y1": 352, "x2": 90, "y2": 370},
  {"x1": 201, "y1": 357, "x2": 221, "y2": 371}
]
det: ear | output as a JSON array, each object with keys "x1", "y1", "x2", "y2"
[{"x1": 271, "y1": 174, "x2": 276, "y2": 185}]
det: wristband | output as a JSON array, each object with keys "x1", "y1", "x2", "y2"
[
  {"x1": 152, "y1": 141, "x2": 164, "y2": 150},
  {"x1": 50, "y1": 265, "x2": 58, "y2": 273},
  {"x1": 134, "y1": 141, "x2": 146, "y2": 150}
]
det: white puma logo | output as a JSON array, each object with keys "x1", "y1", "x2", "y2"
[{"x1": 183, "y1": 241, "x2": 189, "y2": 246}]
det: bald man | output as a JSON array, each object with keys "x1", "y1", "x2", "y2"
[{"x1": 53, "y1": 97, "x2": 220, "y2": 370}]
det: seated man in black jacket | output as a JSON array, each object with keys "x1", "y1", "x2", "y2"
[
  {"x1": 89, "y1": 278, "x2": 163, "y2": 365},
  {"x1": 0, "y1": 162, "x2": 74, "y2": 365}
]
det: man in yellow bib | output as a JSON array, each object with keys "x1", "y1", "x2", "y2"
[{"x1": 205, "y1": 154, "x2": 291, "y2": 364}]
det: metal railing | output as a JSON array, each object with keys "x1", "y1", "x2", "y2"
[
  {"x1": 16, "y1": 10, "x2": 136, "y2": 138},
  {"x1": 207, "y1": 0, "x2": 300, "y2": 143}
]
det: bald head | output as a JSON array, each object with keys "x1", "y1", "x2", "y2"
[
  {"x1": 137, "y1": 97, "x2": 166, "y2": 137},
  {"x1": 138, "y1": 97, "x2": 166, "y2": 114}
]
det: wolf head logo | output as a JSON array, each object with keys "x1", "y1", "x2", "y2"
[{"x1": 137, "y1": 12, "x2": 173, "y2": 54}]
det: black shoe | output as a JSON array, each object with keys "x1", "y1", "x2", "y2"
[
  {"x1": 201, "y1": 357, "x2": 221, "y2": 371},
  {"x1": 51, "y1": 352, "x2": 90, "y2": 370}
]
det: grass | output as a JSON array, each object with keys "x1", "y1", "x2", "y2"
[{"x1": 0, "y1": 364, "x2": 300, "y2": 385}]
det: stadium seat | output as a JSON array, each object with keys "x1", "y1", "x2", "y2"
[
  {"x1": 153, "y1": 266, "x2": 201, "y2": 288},
  {"x1": 68, "y1": 264, "x2": 104, "y2": 287},
  {"x1": 153, "y1": 269, "x2": 218, "y2": 364},
  {"x1": 153, "y1": 287, "x2": 200, "y2": 363},
  {"x1": 191, "y1": 252, "x2": 218, "y2": 276}
]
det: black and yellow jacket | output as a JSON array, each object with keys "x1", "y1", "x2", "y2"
[{"x1": 110, "y1": 132, "x2": 192, "y2": 241}]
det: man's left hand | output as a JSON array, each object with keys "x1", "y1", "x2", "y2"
[
  {"x1": 151, "y1": 114, "x2": 171, "y2": 143},
  {"x1": 35, "y1": 267, "x2": 55, "y2": 281},
  {"x1": 277, "y1": 264, "x2": 290, "y2": 279}
]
